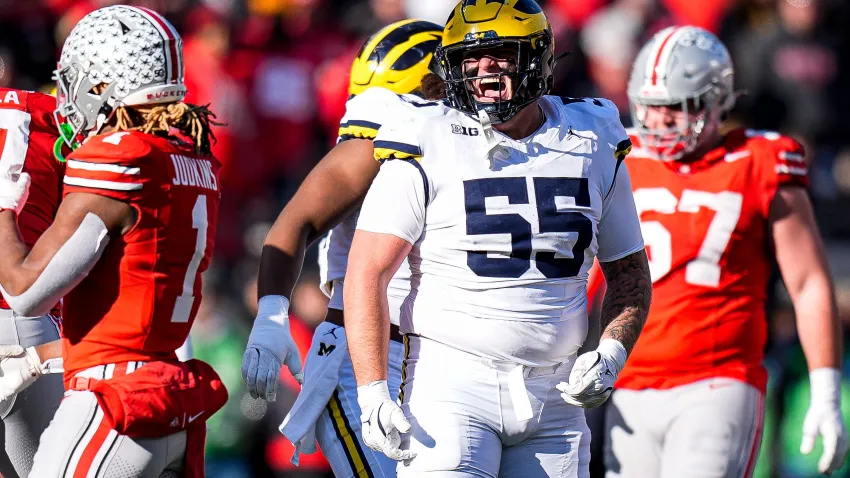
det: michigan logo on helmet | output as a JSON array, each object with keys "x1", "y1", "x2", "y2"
[
  {"x1": 437, "y1": 0, "x2": 554, "y2": 124},
  {"x1": 348, "y1": 19, "x2": 443, "y2": 97}
]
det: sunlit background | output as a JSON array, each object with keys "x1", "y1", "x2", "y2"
[{"x1": 2, "y1": 0, "x2": 849, "y2": 476}]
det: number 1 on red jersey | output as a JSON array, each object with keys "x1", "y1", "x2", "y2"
[{"x1": 171, "y1": 195, "x2": 208, "y2": 323}]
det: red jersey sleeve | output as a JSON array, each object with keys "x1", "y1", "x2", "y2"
[
  {"x1": 768, "y1": 134, "x2": 808, "y2": 189},
  {"x1": 63, "y1": 131, "x2": 154, "y2": 203},
  {"x1": 746, "y1": 130, "x2": 808, "y2": 217},
  {"x1": 586, "y1": 259, "x2": 606, "y2": 313}
]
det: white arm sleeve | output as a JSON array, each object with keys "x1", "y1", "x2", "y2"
[
  {"x1": 355, "y1": 159, "x2": 427, "y2": 245},
  {"x1": 597, "y1": 166, "x2": 644, "y2": 262},
  {"x1": 0, "y1": 213, "x2": 109, "y2": 317}
]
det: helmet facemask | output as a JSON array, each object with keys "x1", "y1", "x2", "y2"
[
  {"x1": 438, "y1": 30, "x2": 553, "y2": 125},
  {"x1": 53, "y1": 65, "x2": 120, "y2": 158},
  {"x1": 630, "y1": 86, "x2": 729, "y2": 162}
]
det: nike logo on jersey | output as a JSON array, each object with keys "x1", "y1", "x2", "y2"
[
  {"x1": 188, "y1": 411, "x2": 205, "y2": 423},
  {"x1": 170, "y1": 155, "x2": 218, "y2": 191}
]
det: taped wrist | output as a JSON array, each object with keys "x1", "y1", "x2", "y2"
[{"x1": 0, "y1": 213, "x2": 109, "y2": 317}]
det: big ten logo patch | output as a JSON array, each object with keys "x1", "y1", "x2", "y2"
[{"x1": 452, "y1": 124, "x2": 480, "y2": 136}]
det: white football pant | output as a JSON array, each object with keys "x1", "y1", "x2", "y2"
[
  {"x1": 398, "y1": 335, "x2": 591, "y2": 478},
  {"x1": 0, "y1": 308, "x2": 62, "y2": 478},
  {"x1": 605, "y1": 377, "x2": 764, "y2": 478},
  {"x1": 29, "y1": 362, "x2": 187, "y2": 478}
]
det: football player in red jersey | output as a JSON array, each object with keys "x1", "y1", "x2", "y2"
[
  {"x1": 0, "y1": 88, "x2": 65, "y2": 478},
  {"x1": 602, "y1": 26, "x2": 847, "y2": 477},
  {"x1": 0, "y1": 6, "x2": 227, "y2": 477}
]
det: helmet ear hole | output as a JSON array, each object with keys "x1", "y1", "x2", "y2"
[{"x1": 89, "y1": 83, "x2": 108, "y2": 97}]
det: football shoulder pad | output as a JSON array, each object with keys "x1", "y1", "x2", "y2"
[
  {"x1": 63, "y1": 131, "x2": 156, "y2": 201},
  {"x1": 744, "y1": 129, "x2": 808, "y2": 188}
]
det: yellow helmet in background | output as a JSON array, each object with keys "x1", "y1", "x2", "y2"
[
  {"x1": 348, "y1": 19, "x2": 443, "y2": 97},
  {"x1": 437, "y1": 0, "x2": 554, "y2": 124}
]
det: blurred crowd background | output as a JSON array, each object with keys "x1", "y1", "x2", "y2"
[{"x1": 2, "y1": 0, "x2": 850, "y2": 476}]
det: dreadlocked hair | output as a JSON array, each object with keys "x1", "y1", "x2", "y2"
[{"x1": 114, "y1": 102, "x2": 223, "y2": 157}]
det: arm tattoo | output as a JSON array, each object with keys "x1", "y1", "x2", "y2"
[{"x1": 598, "y1": 250, "x2": 652, "y2": 354}]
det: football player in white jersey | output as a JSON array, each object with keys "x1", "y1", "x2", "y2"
[
  {"x1": 344, "y1": 1, "x2": 653, "y2": 477},
  {"x1": 240, "y1": 19, "x2": 451, "y2": 477},
  {"x1": 344, "y1": 0, "x2": 651, "y2": 477}
]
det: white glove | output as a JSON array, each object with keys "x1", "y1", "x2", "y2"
[
  {"x1": 0, "y1": 172, "x2": 30, "y2": 215},
  {"x1": 358, "y1": 380, "x2": 415, "y2": 461},
  {"x1": 800, "y1": 367, "x2": 848, "y2": 475},
  {"x1": 557, "y1": 339, "x2": 627, "y2": 408},
  {"x1": 241, "y1": 295, "x2": 304, "y2": 402},
  {"x1": 0, "y1": 345, "x2": 43, "y2": 400}
]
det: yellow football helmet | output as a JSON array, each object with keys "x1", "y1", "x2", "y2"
[
  {"x1": 348, "y1": 19, "x2": 443, "y2": 97},
  {"x1": 436, "y1": 0, "x2": 554, "y2": 124}
]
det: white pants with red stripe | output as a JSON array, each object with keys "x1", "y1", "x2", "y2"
[
  {"x1": 0, "y1": 309, "x2": 63, "y2": 478},
  {"x1": 29, "y1": 362, "x2": 187, "y2": 478},
  {"x1": 604, "y1": 377, "x2": 764, "y2": 478}
]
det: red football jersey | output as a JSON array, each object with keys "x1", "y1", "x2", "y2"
[
  {"x1": 0, "y1": 88, "x2": 64, "y2": 310},
  {"x1": 616, "y1": 128, "x2": 807, "y2": 393},
  {"x1": 61, "y1": 131, "x2": 221, "y2": 382}
]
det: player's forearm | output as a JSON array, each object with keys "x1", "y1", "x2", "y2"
[
  {"x1": 257, "y1": 182, "x2": 365, "y2": 299},
  {"x1": 598, "y1": 250, "x2": 652, "y2": 354},
  {"x1": 792, "y1": 272, "x2": 841, "y2": 370},
  {"x1": 343, "y1": 264, "x2": 390, "y2": 385},
  {"x1": 0, "y1": 211, "x2": 39, "y2": 295},
  {"x1": 257, "y1": 215, "x2": 310, "y2": 300},
  {"x1": 770, "y1": 187, "x2": 842, "y2": 370},
  {"x1": 257, "y1": 203, "x2": 336, "y2": 299},
  {"x1": 34, "y1": 339, "x2": 63, "y2": 362}
]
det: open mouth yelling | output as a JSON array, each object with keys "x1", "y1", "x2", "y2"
[{"x1": 471, "y1": 76, "x2": 513, "y2": 103}]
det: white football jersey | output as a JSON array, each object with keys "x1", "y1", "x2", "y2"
[
  {"x1": 356, "y1": 95, "x2": 644, "y2": 366},
  {"x1": 318, "y1": 87, "x2": 451, "y2": 325}
]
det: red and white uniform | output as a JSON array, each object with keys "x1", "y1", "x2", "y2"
[
  {"x1": 59, "y1": 131, "x2": 220, "y2": 382},
  {"x1": 619, "y1": 128, "x2": 806, "y2": 393},
  {"x1": 29, "y1": 131, "x2": 221, "y2": 478},
  {"x1": 605, "y1": 128, "x2": 807, "y2": 478},
  {"x1": 0, "y1": 88, "x2": 65, "y2": 307},
  {"x1": 0, "y1": 88, "x2": 65, "y2": 478}
]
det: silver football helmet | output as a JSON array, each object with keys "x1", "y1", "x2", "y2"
[
  {"x1": 628, "y1": 26, "x2": 735, "y2": 161},
  {"x1": 54, "y1": 5, "x2": 187, "y2": 150}
]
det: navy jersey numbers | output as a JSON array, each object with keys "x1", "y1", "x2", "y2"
[{"x1": 463, "y1": 177, "x2": 593, "y2": 279}]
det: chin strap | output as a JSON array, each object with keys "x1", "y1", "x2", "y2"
[{"x1": 477, "y1": 108, "x2": 508, "y2": 166}]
